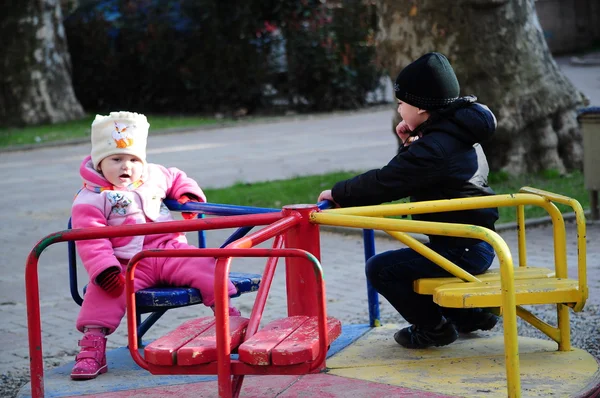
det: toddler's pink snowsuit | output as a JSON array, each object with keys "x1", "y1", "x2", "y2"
[{"x1": 72, "y1": 156, "x2": 237, "y2": 334}]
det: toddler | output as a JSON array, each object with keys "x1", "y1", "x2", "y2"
[{"x1": 70, "y1": 111, "x2": 239, "y2": 379}]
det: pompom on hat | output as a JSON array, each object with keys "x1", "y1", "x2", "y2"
[
  {"x1": 90, "y1": 111, "x2": 150, "y2": 169},
  {"x1": 394, "y1": 52, "x2": 460, "y2": 110}
]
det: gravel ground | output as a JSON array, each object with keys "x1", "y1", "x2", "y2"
[
  {"x1": 3, "y1": 307, "x2": 598, "y2": 398},
  {"x1": 1, "y1": 355, "x2": 74, "y2": 398},
  {"x1": 1, "y1": 372, "x2": 29, "y2": 398}
]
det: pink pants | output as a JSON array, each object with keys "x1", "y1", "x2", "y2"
[{"x1": 76, "y1": 239, "x2": 237, "y2": 334}]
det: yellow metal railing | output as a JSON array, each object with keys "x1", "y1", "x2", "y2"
[
  {"x1": 310, "y1": 191, "x2": 587, "y2": 398},
  {"x1": 519, "y1": 187, "x2": 588, "y2": 310},
  {"x1": 311, "y1": 212, "x2": 521, "y2": 396},
  {"x1": 322, "y1": 193, "x2": 574, "y2": 284}
]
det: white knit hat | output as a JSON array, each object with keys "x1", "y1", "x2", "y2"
[{"x1": 90, "y1": 111, "x2": 150, "y2": 169}]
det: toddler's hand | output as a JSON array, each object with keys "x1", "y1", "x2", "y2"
[
  {"x1": 96, "y1": 266, "x2": 125, "y2": 298},
  {"x1": 178, "y1": 194, "x2": 200, "y2": 220}
]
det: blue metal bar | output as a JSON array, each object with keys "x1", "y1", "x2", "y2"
[
  {"x1": 166, "y1": 201, "x2": 282, "y2": 249},
  {"x1": 167, "y1": 199, "x2": 331, "y2": 216},
  {"x1": 164, "y1": 200, "x2": 280, "y2": 216},
  {"x1": 316, "y1": 201, "x2": 379, "y2": 326},
  {"x1": 317, "y1": 200, "x2": 333, "y2": 210},
  {"x1": 363, "y1": 229, "x2": 380, "y2": 327},
  {"x1": 198, "y1": 213, "x2": 207, "y2": 248},
  {"x1": 220, "y1": 226, "x2": 254, "y2": 248},
  {"x1": 137, "y1": 310, "x2": 167, "y2": 345},
  {"x1": 171, "y1": 202, "x2": 335, "y2": 250}
]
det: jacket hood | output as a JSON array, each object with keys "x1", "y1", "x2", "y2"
[
  {"x1": 80, "y1": 155, "x2": 109, "y2": 189},
  {"x1": 420, "y1": 96, "x2": 497, "y2": 144}
]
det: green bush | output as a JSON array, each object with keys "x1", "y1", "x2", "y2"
[
  {"x1": 65, "y1": 1, "x2": 191, "y2": 112},
  {"x1": 64, "y1": 0, "x2": 384, "y2": 114},
  {"x1": 278, "y1": 0, "x2": 383, "y2": 111}
]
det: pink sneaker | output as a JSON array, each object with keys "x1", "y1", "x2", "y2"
[{"x1": 70, "y1": 330, "x2": 108, "y2": 380}]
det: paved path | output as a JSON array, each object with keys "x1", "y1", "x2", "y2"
[{"x1": 1, "y1": 55, "x2": 599, "y2": 381}]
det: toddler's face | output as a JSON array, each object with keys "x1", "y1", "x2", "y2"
[{"x1": 98, "y1": 154, "x2": 144, "y2": 188}]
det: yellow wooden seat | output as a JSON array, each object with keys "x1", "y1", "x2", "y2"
[
  {"x1": 433, "y1": 277, "x2": 581, "y2": 308},
  {"x1": 414, "y1": 266, "x2": 555, "y2": 295}
]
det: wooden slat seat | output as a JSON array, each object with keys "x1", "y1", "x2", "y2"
[
  {"x1": 144, "y1": 316, "x2": 249, "y2": 366},
  {"x1": 433, "y1": 277, "x2": 581, "y2": 309},
  {"x1": 414, "y1": 266, "x2": 555, "y2": 295},
  {"x1": 238, "y1": 316, "x2": 342, "y2": 366}
]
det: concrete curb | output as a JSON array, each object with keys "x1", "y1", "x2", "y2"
[
  {"x1": 569, "y1": 50, "x2": 600, "y2": 66},
  {"x1": 570, "y1": 56, "x2": 600, "y2": 66},
  {"x1": 320, "y1": 210, "x2": 595, "y2": 243}
]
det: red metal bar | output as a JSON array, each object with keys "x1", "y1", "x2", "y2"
[
  {"x1": 222, "y1": 214, "x2": 301, "y2": 249},
  {"x1": 63, "y1": 212, "x2": 283, "y2": 242},
  {"x1": 214, "y1": 256, "x2": 234, "y2": 398},
  {"x1": 26, "y1": 232, "x2": 69, "y2": 398},
  {"x1": 125, "y1": 215, "x2": 302, "y2": 397},
  {"x1": 26, "y1": 209, "x2": 327, "y2": 398},
  {"x1": 125, "y1": 246, "x2": 327, "y2": 398},
  {"x1": 139, "y1": 360, "x2": 312, "y2": 376},
  {"x1": 245, "y1": 235, "x2": 285, "y2": 339},
  {"x1": 232, "y1": 234, "x2": 285, "y2": 397},
  {"x1": 25, "y1": 251, "x2": 44, "y2": 398},
  {"x1": 283, "y1": 205, "x2": 322, "y2": 317},
  {"x1": 24, "y1": 212, "x2": 283, "y2": 398},
  {"x1": 131, "y1": 359, "x2": 325, "y2": 377},
  {"x1": 125, "y1": 256, "x2": 149, "y2": 371},
  {"x1": 216, "y1": 215, "x2": 300, "y2": 397}
]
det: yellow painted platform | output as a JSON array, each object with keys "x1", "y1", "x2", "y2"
[{"x1": 326, "y1": 324, "x2": 600, "y2": 397}]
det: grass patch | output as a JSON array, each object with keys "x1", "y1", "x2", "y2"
[
  {"x1": 489, "y1": 169, "x2": 588, "y2": 223},
  {"x1": 205, "y1": 169, "x2": 588, "y2": 225},
  {"x1": 204, "y1": 171, "x2": 359, "y2": 209},
  {"x1": 0, "y1": 114, "x2": 219, "y2": 147}
]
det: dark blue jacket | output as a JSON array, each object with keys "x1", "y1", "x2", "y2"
[{"x1": 331, "y1": 96, "x2": 499, "y2": 247}]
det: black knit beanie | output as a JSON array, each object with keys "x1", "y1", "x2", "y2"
[{"x1": 394, "y1": 52, "x2": 460, "y2": 110}]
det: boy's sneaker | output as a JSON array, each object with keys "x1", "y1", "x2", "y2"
[
  {"x1": 394, "y1": 321, "x2": 458, "y2": 349},
  {"x1": 455, "y1": 312, "x2": 499, "y2": 334}
]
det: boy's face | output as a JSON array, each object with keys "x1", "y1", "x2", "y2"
[
  {"x1": 397, "y1": 101, "x2": 428, "y2": 131},
  {"x1": 98, "y1": 154, "x2": 144, "y2": 188}
]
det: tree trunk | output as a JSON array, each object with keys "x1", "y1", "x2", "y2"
[
  {"x1": 376, "y1": 0, "x2": 585, "y2": 174},
  {"x1": 0, "y1": 0, "x2": 84, "y2": 127}
]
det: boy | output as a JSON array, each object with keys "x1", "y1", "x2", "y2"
[{"x1": 318, "y1": 52, "x2": 499, "y2": 348}]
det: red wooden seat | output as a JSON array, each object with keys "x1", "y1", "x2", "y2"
[
  {"x1": 144, "y1": 316, "x2": 249, "y2": 366},
  {"x1": 238, "y1": 316, "x2": 342, "y2": 366}
]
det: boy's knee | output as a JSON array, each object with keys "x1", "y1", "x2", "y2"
[{"x1": 365, "y1": 255, "x2": 385, "y2": 285}]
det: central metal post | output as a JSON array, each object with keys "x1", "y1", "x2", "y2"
[{"x1": 283, "y1": 204, "x2": 321, "y2": 316}]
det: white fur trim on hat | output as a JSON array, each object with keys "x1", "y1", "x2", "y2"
[{"x1": 91, "y1": 111, "x2": 150, "y2": 169}]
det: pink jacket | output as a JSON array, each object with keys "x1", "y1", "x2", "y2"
[{"x1": 72, "y1": 155, "x2": 206, "y2": 284}]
